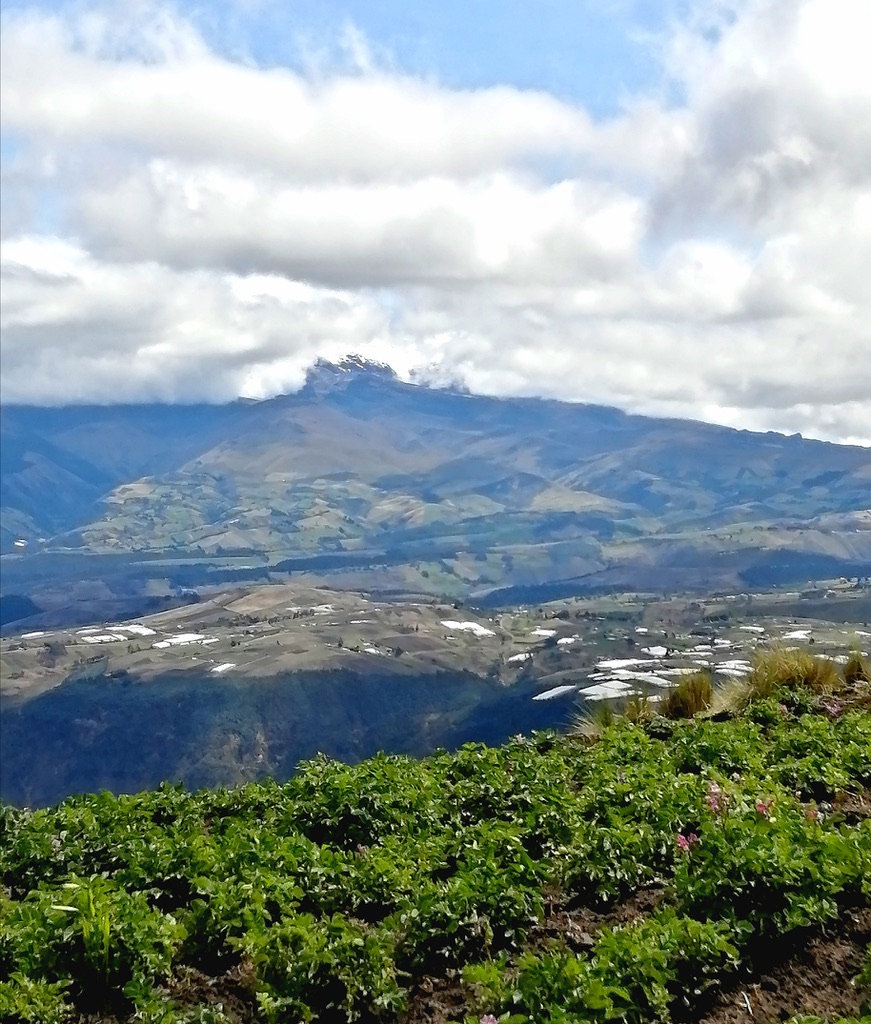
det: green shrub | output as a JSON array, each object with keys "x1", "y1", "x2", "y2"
[
  {"x1": 0, "y1": 975, "x2": 72, "y2": 1024},
  {"x1": 239, "y1": 913, "x2": 404, "y2": 1023},
  {"x1": 0, "y1": 877, "x2": 182, "y2": 1012},
  {"x1": 464, "y1": 910, "x2": 740, "y2": 1023}
]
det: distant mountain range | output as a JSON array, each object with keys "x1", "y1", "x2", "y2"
[{"x1": 2, "y1": 357, "x2": 870, "y2": 598}]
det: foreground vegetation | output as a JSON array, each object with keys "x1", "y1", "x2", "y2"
[{"x1": 1, "y1": 650, "x2": 869, "y2": 1023}]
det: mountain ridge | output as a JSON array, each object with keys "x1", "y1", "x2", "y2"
[{"x1": 2, "y1": 362, "x2": 870, "y2": 598}]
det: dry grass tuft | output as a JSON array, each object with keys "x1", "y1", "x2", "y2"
[
  {"x1": 572, "y1": 701, "x2": 617, "y2": 739},
  {"x1": 623, "y1": 692, "x2": 654, "y2": 725},
  {"x1": 706, "y1": 676, "x2": 752, "y2": 718},
  {"x1": 746, "y1": 648, "x2": 840, "y2": 701},
  {"x1": 660, "y1": 671, "x2": 714, "y2": 720},
  {"x1": 843, "y1": 649, "x2": 870, "y2": 685},
  {"x1": 572, "y1": 646, "x2": 867, "y2": 735}
]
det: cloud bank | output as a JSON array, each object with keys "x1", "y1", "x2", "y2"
[{"x1": 1, "y1": 0, "x2": 869, "y2": 444}]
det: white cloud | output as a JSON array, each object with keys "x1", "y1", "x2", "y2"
[
  {"x1": 0, "y1": 8, "x2": 591, "y2": 183},
  {"x1": 654, "y1": 0, "x2": 871, "y2": 232},
  {"x1": 72, "y1": 164, "x2": 643, "y2": 287},
  {"x1": 0, "y1": 0, "x2": 869, "y2": 445},
  {"x1": 0, "y1": 236, "x2": 395, "y2": 403}
]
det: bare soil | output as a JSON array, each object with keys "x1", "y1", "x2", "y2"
[
  {"x1": 692, "y1": 905, "x2": 871, "y2": 1024},
  {"x1": 160, "y1": 958, "x2": 260, "y2": 1020}
]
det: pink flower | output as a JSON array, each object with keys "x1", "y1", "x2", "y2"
[
  {"x1": 677, "y1": 832, "x2": 699, "y2": 852},
  {"x1": 480, "y1": 1016, "x2": 499, "y2": 1024},
  {"x1": 756, "y1": 799, "x2": 773, "y2": 818},
  {"x1": 706, "y1": 781, "x2": 727, "y2": 816},
  {"x1": 805, "y1": 806, "x2": 819, "y2": 822}
]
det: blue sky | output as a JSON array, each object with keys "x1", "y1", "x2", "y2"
[
  {"x1": 4, "y1": 0, "x2": 669, "y2": 113},
  {"x1": 233, "y1": 0, "x2": 668, "y2": 113},
  {"x1": 1, "y1": 0, "x2": 870, "y2": 443}
]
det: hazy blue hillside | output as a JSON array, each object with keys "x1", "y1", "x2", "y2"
[{"x1": 0, "y1": 667, "x2": 573, "y2": 808}]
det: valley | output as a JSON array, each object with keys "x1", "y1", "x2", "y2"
[
  {"x1": 4, "y1": 579, "x2": 871, "y2": 703},
  {"x1": 2, "y1": 575, "x2": 869, "y2": 806}
]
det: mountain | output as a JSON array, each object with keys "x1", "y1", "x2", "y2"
[{"x1": 2, "y1": 357, "x2": 870, "y2": 598}]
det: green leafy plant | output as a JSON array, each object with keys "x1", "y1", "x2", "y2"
[
  {"x1": 0, "y1": 974, "x2": 72, "y2": 1024},
  {"x1": 0, "y1": 647, "x2": 867, "y2": 1022}
]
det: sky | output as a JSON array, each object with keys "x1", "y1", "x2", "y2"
[{"x1": 1, "y1": 0, "x2": 870, "y2": 445}]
